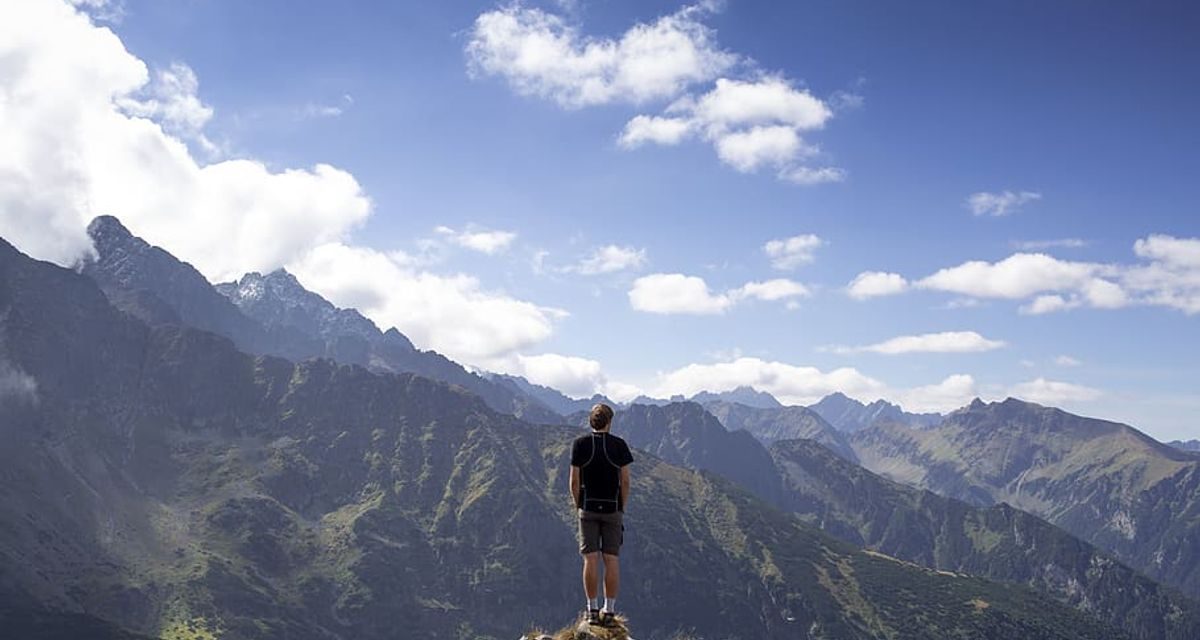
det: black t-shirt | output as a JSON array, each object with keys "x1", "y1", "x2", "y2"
[{"x1": 571, "y1": 431, "x2": 634, "y2": 513}]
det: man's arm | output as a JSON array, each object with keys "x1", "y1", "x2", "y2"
[
  {"x1": 570, "y1": 465, "x2": 581, "y2": 509},
  {"x1": 619, "y1": 465, "x2": 630, "y2": 512}
]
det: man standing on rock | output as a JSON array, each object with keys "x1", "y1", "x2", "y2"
[{"x1": 570, "y1": 403, "x2": 634, "y2": 626}]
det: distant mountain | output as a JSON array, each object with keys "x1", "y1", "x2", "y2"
[
  {"x1": 850, "y1": 397, "x2": 1200, "y2": 597},
  {"x1": 769, "y1": 438, "x2": 1200, "y2": 640},
  {"x1": 1169, "y1": 439, "x2": 1200, "y2": 453},
  {"x1": 81, "y1": 216, "x2": 560, "y2": 424},
  {"x1": 809, "y1": 391, "x2": 942, "y2": 432},
  {"x1": 570, "y1": 402, "x2": 785, "y2": 504},
  {"x1": 488, "y1": 373, "x2": 613, "y2": 416},
  {"x1": 700, "y1": 400, "x2": 856, "y2": 462},
  {"x1": 690, "y1": 386, "x2": 782, "y2": 409},
  {"x1": 0, "y1": 236, "x2": 1129, "y2": 640}
]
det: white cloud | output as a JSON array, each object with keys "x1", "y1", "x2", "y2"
[
  {"x1": 635, "y1": 77, "x2": 842, "y2": 181},
  {"x1": 465, "y1": 3, "x2": 844, "y2": 184},
  {"x1": 498, "y1": 353, "x2": 605, "y2": 399},
  {"x1": 465, "y1": 3, "x2": 735, "y2": 108},
  {"x1": 733, "y1": 278, "x2": 810, "y2": 302},
  {"x1": 288, "y1": 243, "x2": 565, "y2": 364},
  {"x1": 1134, "y1": 234, "x2": 1200, "y2": 268},
  {"x1": 1054, "y1": 355, "x2": 1082, "y2": 367},
  {"x1": 0, "y1": 0, "x2": 371, "y2": 282},
  {"x1": 648, "y1": 356, "x2": 977, "y2": 413},
  {"x1": 1008, "y1": 378, "x2": 1101, "y2": 405},
  {"x1": 846, "y1": 271, "x2": 909, "y2": 299},
  {"x1": 116, "y1": 62, "x2": 216, "y2": 153},
  {"x1": 628, "y1": 273, "x2": 732, "y2": 315},
  {"x1": 891, "y1": 374, "x2": 979, "y2": 414},
  {"x1": 917, "y1": 253, "x2": 1105, "y2": 299},
  {"x1": 618, "y1": 115, "x2": 693, "y2": 148},
  {"x1": 573, "y1": 245, "x2": 647, "y2": 274},
  {"x1": 829, "y1": 331, "x2": 1005, "y2": 355},
  {"x1": 779, "y1": 165, "x2": 846, "y2": 185},
  {"x1": 713, "y1": 125, "x2": 806, "y2": 172},
  {"x1": 628, "y1": 273, "x2": 808, "y2": 314},
  {"x1": 651, "y1": 357, "x2": 886, "y2": 406},
  {"x1": 965, "y1": 190, "x2": 1042, "y2": 217},
  {"x1": 764, "y1": 234, "x2": 822, "y2": 270},
  {"x1": 863, "y1": 236, "x2": 1200, "y2": 315},
  {"x1": 1019, "y1": 295, "x2": 1076, "y2": 315},
  {"x1": 434, "y1": 225, "x2": 518, "y2": 255},
  {"x1": 1012, "y1": 238, "x2": 1087, "y2": 251}
]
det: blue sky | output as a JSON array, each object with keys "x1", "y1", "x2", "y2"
[{"x1": 2, "y1": 0, "x2": 1198, "y2": 439}]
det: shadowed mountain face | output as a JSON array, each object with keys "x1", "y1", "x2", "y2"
[
  {"x1": 808, "y1": 392, "x2": 942, "y2": 433},
  {"x1": 488, "y1": 373, "x2": 613, "y2": 417},
  {"x1": 570, "y1": 402, "x2": 786, "y2": 505},
  {"x1": 80, "y1": 216, "x2": 560, "y2": 424},
  {"x1": 0, "y1": 237, "x2": 1131, "y2": 640},
  {"x1": 700, "y1": 400, "x2": 857, "y2": 462},
  {"x1": 850, "y1": 398, "x2": 1200, "y2": 597}
]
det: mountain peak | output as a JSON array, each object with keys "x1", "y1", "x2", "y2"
[{"x1": 86, "y1": 215, "x2": 133, "y2": 240}]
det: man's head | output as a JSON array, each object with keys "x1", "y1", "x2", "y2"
[{"x1": 589, "y1": 403, "x2": 614, "y2": 432}]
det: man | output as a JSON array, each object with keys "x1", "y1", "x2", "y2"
[{"x1": 570, "y1": 403, "x2": 633, "y2": 626}]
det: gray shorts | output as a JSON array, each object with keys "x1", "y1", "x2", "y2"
[{"x1": 579, "y1": 510, "x2": 624, "y2": 556}]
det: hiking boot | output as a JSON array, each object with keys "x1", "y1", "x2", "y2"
[
  {"x1": 599, "y1": 610, "x2": 617, "y2": 627},
  {"x1": 586, "y1": 608, "x2": 601, "y2": 625}
]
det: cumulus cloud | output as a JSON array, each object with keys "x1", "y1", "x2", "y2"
[
  {"x1": 465, "y1": 3, "x2": 845, "y2": 183},
  {"x1": 573, "y1": 245, "x2": 647, "y2": 274},
  {"x1": 629, "y1": 273, "x2": 732, "y2": 314},
  {"x1": 891, "y1": 374, "x2": 979, "y2": 414},
  {"x1": 288, "y1": 243, "x2": 566, "y2": 364},
  {"x1": 628, "y1": 273, "x2": 808, "y2": 314},
  {"x1": 1054, "y1": 355, "x2": 1082, "y2": 367},
  {"x1": 827, "y1": 331, "x2": 1005, "y2": 355},
  {"x1": 648, "y1": 356, "x2": 977, "y2": 413},
  {"x1": 846, "y1": 271, "x2": 909, "y2": 299},
  {"x1": 434, "y1": 225, "x2": 518, "y2": 255},
  {"x1": 764, "y1": 234, "x2": 822, "y2": 270},
  {"x1": 465, "y1": 2, "x2": 736, "y2": 108},
  {"x1": 0, "y1": 0, "x2": 371, "y2": 282},
  {"x1": 1008, "y1": 378, "x2": 1101, "y2": 405},
  {"x1": 626, "y1": 76, "x2": 842, "y2": 181},
  {"x1": 965, "y1": 190, "x2": 1042, "y2": 217},
  {"x1": 618, "y1": 115, "x2": 694, "y2": 147}
]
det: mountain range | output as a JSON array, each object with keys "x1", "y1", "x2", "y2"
[
  {"x1": 0, "y1": 229, "x2": 1143, "y2": 639},
  {"x1": 850, "y1": 398, "x2": 1200, "y2": 597},
  {"x1": 82, "y1": 216, "x2": 561, "y2": 425}
]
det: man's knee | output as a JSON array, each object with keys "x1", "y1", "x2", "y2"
[
  {"x1": 602, "y1": 553, "x2": 619, "y2": 566},
  {"x1": 583, "y1": 552, "x2": 601, "y2": 565}
]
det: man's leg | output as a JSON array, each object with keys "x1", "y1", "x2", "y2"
[
  {"x1": 601, "y1": 553, "x2": 619, "y2": 600},
  {"x1": 582, "y1": 552, "x2": 601, "y2": 601}
]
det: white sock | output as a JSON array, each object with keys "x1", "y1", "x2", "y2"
[
  {"x1": 603, "y1": 597, "x2": 616, "y2": 613},
  {"x1": 587, "y1": 597, "x2": 599, "y2": 611}
]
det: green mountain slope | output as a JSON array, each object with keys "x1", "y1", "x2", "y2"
[
  {"x1": 0, "y1": 237, "x2": 1133, "y2": 640},
  {"x1": 850, "y1": 398, "x2": 1200, "y2": 597}
]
